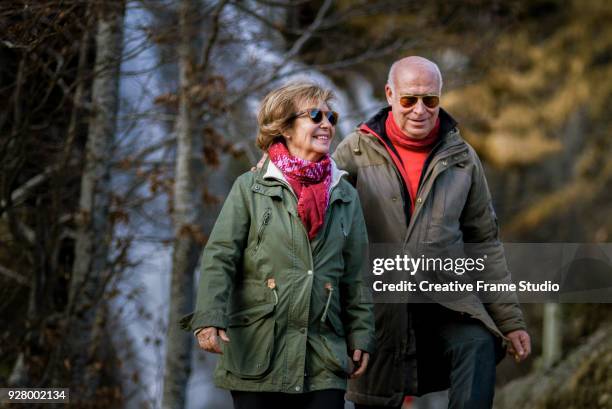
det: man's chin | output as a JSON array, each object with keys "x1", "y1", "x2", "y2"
[{"x1": 403, "y1": 128, "x2": 429, "y2": 139}]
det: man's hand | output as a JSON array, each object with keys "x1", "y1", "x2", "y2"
[
  {"x1": 197, "y1": 327, "x2": 230, "y2": 354},
  {"x1": 506, "y1": 329, "x2": 531, "y2": 362},
  {"x1": 349, "y1": 349, "x2": 370, "y2": 379}
]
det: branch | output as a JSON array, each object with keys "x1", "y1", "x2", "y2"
[
  {"x1": 227, "y1": 0, "x2": 333, "y2": 104},
  {"x1": 63, "y1": 2, "x2": 93, "y2": 167},
  {"x1": 10, "y1": 169, "x2": 53, "y2": 206},
  {"x1": 228, "y1": 37, "x2": 409, "y2": 108},
  {"x1": 198, "y1": 0, "x2": 229, "y2": 73},
  {"x1": 284, "y1": 0, "x2": 332, "y2": 63},
  {"x1": 8, "y1": 217, "x2": 36, "y2": 245},
  {"x1": 315, "y1": 1, "x2": 415, "y2": 31},
  {"x1": 0, "y1": 264, "x2": 30, "y2": 287},
  {"x1": 230, "y1": 1, "x2": 296, "y2": 35},
  {"x1": 114, "y1": 135, "x2": 177, "y2": 166},
  {"x1": 254, "y1": 0, "x2": 313, "y2": 7},
  {"x1": 11, "y1": 56, "x2": 25, "y2": 137},
  {"x1": 306, "y1": 38, "x2": 407, "y2": 72},
  {"x1": 0, "y1": 159, "x2": 79, "y2": 213}
]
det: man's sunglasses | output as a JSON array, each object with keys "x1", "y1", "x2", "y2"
[
  {"x1": 290, "y1": 108, "x2": 339, "y2": 126},
  {"x1": 399, "y1": 94, "x2": 440, "y2": 109}
]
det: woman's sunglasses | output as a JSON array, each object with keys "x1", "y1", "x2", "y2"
[
  {"x1": 399, "y1": 94, "x2": 440, "y2": 109},
  {"x1": 291, "y1": 108, "x2": 339, "y2": 126}
]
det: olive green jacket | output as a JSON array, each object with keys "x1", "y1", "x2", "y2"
[
  {"x1": 333, "y1": 107, "x2": 526, "y2": 406},
  {"x1": 181, "y1": 159, "x2": 375, "y2": 393}
]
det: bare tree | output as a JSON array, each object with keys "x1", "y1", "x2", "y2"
[
  {"x1": 66, "y1": 1, "x2": 126, "y2": 399},
  {"x1": 1, "y1": 0, "x2": 98, "y2": 391},
  {"x1": 162, "y1": 1, "x2": 206, "y2": 408}
]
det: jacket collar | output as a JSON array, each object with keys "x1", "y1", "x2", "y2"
[
  {"x1": 263, "y1": 157, "x2": 347, "y2": 190},
  {"x1": 254, "y1": 157, "x2": 350, "y2": 203},
  {"x1": 362, "y1": 106, "x2": 458, "y2": 142},
  {"x1": 359, "y1": 106, "x2": 464, "y2": 157}
]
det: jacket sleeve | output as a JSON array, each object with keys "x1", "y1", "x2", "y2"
[
  {"x1": 179, "y1": 175, "x2": 251, "y2": 331},
  {"x1": 340, "y1": 193, "x2": 376, "y2": 354},
  {"x1": 460, "y1": 148, "x2": 526, "y2": 335}
]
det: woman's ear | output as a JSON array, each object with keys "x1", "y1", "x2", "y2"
[{"x1": 281, "y1": 128, "x2": 292, "y2": 140}]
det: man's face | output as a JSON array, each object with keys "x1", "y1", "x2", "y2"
[{"x1": 385, "y1": 66, "x2": 440, "y2": 139}]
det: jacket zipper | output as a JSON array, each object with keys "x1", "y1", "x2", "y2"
[
  {"x1": 280, "y1": 182, "x2": 316, "y2": 270},
  {"x1": 320, "y1": 282, "x2": 334, "y2": 323},
  {"x1": 273, "y1": 177, "x2": 342, "y2": 272},
  {"x1": 254, "y1": 207, "x2": 272, "y2": 253},
  {"x1": 360, "y1": 129, "x2": 412, "y2": 225},
  {"x1": 313, "y1": 199, "x2": 339, "y2": 252},
  {"x1": 359, "y1": 130, "x2": 467, "y2": 243},
  {"x1": 316, "y1": 171, "x2": 345, "y2": 245},
  {"x1": 405, "y1": 145, "x2": 468, "y2": 242}
]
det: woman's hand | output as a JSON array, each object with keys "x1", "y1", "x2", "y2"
[
  {"x1": 197, "y1": 327, "x2": 230, "y2": 354},
  {"x1": 349, "y1": 349, "x2": 370, "y2": 379}
]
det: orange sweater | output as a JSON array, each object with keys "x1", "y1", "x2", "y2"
[{"x1": 384, "y1": 111, "x2": 440, "y2": 210}]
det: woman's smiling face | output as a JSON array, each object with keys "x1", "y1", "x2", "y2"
[{"x1": 283, "y1": 100, "x2": 336, "y2": 161}]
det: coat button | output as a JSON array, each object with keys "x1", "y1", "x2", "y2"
[
  {"x1": 254, "y1": 185, "x2": 260, "y2": 191},
  {"x1": 416, "y1": 197, "x2": 423, "y2": 204},
  {"x1": 307, "y1": 270, "x2": 313, "y2": 275},
  {"x1": 353, "y1": 148, "x2": 361, "y2": 155},
  {"x1": 295, "y1": 385, "x2": 301, "y2": 392},
  {"x1": 392, "y1": 197, "x2": 398, "y2": 201},
  {"x1": 442, "y1": 160, "x2": 448, "y2": 166}
]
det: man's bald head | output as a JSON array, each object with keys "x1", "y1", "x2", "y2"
[
  {"x1": 387, "y1": 56, "x2": 443, "y2": 94},
  {"x1": 385, "y1": 56, "x2": 442, "y2": 138}
]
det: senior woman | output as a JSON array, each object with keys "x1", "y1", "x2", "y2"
[{"x1": 180, "y1": 82, "x2": 375, "y2": 409}]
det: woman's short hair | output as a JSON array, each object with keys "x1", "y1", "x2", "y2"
[{"x1": 256, "y1": 82, "x2": 334, "y2": 151}]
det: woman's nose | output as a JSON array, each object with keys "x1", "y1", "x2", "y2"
[{"x1": 320, "y1": 117, "x2": 332, "y2": 128}]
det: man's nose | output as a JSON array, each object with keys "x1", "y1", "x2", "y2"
[{"x1": 412, "y1": 99, "x2": 427, "y2": 115}]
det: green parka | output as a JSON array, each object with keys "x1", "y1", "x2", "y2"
[
  {"x1": 180, "y1": 159, "x2": 375, "y2": 393},
  {"x1": 333, "y1": 107, "x2": 526, "y2": 406}
]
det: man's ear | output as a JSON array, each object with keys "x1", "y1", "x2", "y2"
[{"x1": 385, "y1": 84, "x2": 394, "y2": 106}]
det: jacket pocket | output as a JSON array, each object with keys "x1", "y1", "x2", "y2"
[
  {"x1": 339, "y1": 217, "x2": 349, "y2": 246},
  {"x1": 319, "y1": 284, "x2": 349, "y2": 375},
  {"x1": 222, "y1": 303, "x2": 276, "y2": 379},
  {"x1": 425, "y1": 167, "x2": 471, "y2": 244},
  {"x1": 321, "y1": 330, "x2": 349, "y2": 375}
]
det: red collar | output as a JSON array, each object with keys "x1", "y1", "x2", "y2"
[{"x1": 385, "y1": 111, "x2": 440, "y2": 151}]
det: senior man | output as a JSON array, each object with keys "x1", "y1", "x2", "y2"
[{"x1": 334, "y1": 56, "x2": 531, "y2": 409}]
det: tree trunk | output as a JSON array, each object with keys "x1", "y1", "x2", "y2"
[
  {"x1": 162, "y1": 1, "x2": 205, "y2": 408},
  {"x1": 66, "y1": 1, "x2": 125, "y2": 399},
  {"x1": 542, "y1": 303, "x2": 562, "y2": 369}
]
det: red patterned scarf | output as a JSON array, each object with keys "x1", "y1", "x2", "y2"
[{"x1": 268, "y1": 141, "x2": 331, "y2": 240}]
